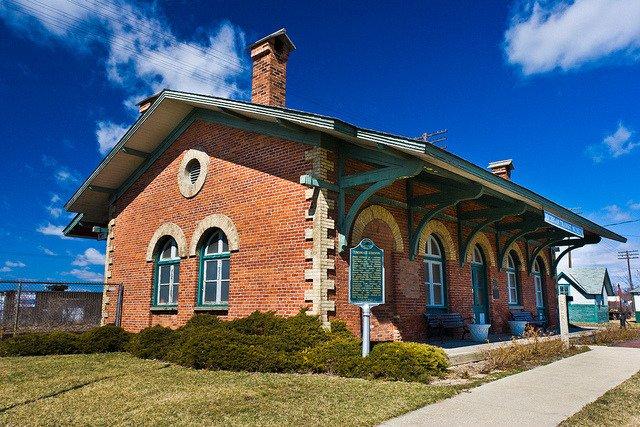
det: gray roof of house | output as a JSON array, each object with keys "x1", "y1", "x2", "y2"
[
  {"x1": 630, "y1": 287, "x2": 640, "y2": 295},
  {"x1": 559, "y1": 267, "x2": 612, "y2": 296}
]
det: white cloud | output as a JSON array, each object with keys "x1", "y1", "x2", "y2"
[
  {"x1": 64, "y1": 268, "x2": 103, "y2": 282},
  {"x1": 37, "y1": 223, "x2": 69, "y2": 239},
  {"x1": 5, "y1": 261, "x2": 26, "y2": 268},
  {"x1": 96, "y1": 121, "x2": 128, "y2": 155},
  {"x1": 39, "y1": 246, "x2": 57, "y2": 256},
  {"x1": 505, "y1": 0, "x2": 640, "y2": 75},
  {"x1": 46, "y1": 193, "x2": 63, "y2": 218},
  {"x1": 0, "y1": 266, "x2": 11, "y2": 273},
  {"x1": 604, "y1": 205, "x2": 632, "y2": 222},
  {"x1": 587, "y1": 123, "x2": 639, "y2": 162},
  {"x1": 72, "y1": 248, "x2": 105, "y2": 266},
  {"x1": 0, "y1": 0, "x2": 248, "y2": 155}
]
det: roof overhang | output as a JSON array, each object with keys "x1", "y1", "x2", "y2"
[{"x1": 64, "y1": 90, "x2": 626, "y2": 243}]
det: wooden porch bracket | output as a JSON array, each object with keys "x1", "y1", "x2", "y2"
[
  {"x1": 497, "y1": 219, "x2": 547, "y2": 269},
  {"x1": 459, "y1": 201, "x2": 527, "y2": 265},
  {"x1": 551, "y1": 235, "x2": 602, "y2": 271},
  {"x1": 407, "y1": 183, "x2": 483, "y2": 260}
]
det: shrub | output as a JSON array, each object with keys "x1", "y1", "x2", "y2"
[
  {"x1": 127, "y1": 325, "x2": 176, "y2": 360},
  {"x1": 366, "y1": 342, "x2": 448, "y2": 383},
  {"x1": 0, "y1": 331, "x2": 81, "y2": 357},
  {"x1": 80, "y1": 325, "x2": 131, "y2": 353},
  {"x1": 166, "y1": 328, "x2": 299, "y2": 372},
  {"x1": 180, "y1": 314, "x2": 223, "y2": 331},
  {"x1": 301, "y1": 337, "x2": 364, "y2": 377}
]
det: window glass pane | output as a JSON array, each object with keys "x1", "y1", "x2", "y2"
[
  {"x1": 204, "y1": 281, "x2": 217, "y2": 303},
  {"x1": 221, "y1": 280, "x2": 229, "y2": 302},
  {"x1": 508, "y1": 254, "x2": 515, "y2": 269},
  {"x1": 159, "y1": 265, "x2": 170, "y2": 284},
  {"x1": 428, "y1": 236, "x2": 440, "y2": 257},
  {"x1": 431, "y1": 263, "x2": 442, "y2": 284},
  {"x1": 220, "y1": 233, "x2": 228, "y2": 253},
  {"x1": 205, "y1": 231, "x2": 229, "y2": 255},
  {"x1": 221, "y1": 259, "x2": 230, "y2": 280},
  {"x1": 473, "y1": 246, "x2": 483, "y2": 264},
  {"x1": 171, "y1": 283, "x2": 179, "y2": 304},
  {"x1": 160, "y1": 239, "x2": 177, "y2": 260},
  {"x1": 425, "y1": 281, "x2": 432, "y2": 305},
  {"x1": 205, "y1": 260, "x2": 217, "y2": 281},
  {"x1": 172, "y1": 265, "x2": 179, "y2": 284},
  {"x1": 433, "y1": 283, "x2": 443, "y2": 305},
  {"x1": 158, "y1": 284, "x2": 169, "y2": 304}
]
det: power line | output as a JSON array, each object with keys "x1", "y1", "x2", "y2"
[
  {"x1": 618, "y1": 250, "x2": 639, "y2": 288},
  {"x1": 604, "y1": 219, "x2": 640, "y2": 227}
]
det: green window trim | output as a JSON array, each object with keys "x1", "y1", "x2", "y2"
[
  {"x1": 424, "y1": 235, "x2": 447, "y2": 309},
  {"x1": 151, "y1": 238, "x2": 180, "y2": 309},
  {"x1": 196, "y1": 230, "x2": 231, "y2": 308},
  {"x1": 506, "y1": 253, "x2": 522, "y2": 306}
]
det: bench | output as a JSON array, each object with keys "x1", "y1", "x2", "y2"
[
  {"x1": 424, "y1": 312, "x2": 468, "y2": 339},
  {"x1": 510, "y1": 309, "x2": 546, "y2": 329}
]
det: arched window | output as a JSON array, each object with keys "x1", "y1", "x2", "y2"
[
  {"x1": 506, "y1": 252, "x2": 520, "y2": 305},
  {"x1": 424, "y1": 235, "x2": 445, "y2": 307},
  {"x1": 197, "y1": 229, "x2": 230, "y2": 307},
  {"x1": 472, "y1": 245, "x2": 483, "y2": 265},
  {"x1": 533, "y1": 259, "x2": 545, "y2": 309},
  {"x1": 154, "y1": 238, "x2": 180, "y2": 307}
]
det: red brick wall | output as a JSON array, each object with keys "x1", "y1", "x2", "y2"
[{"x1": 106, "y1": 120, "x2": 311, "y2": 331}]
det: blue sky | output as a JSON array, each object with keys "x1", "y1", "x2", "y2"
[{"x1": 0, "y1": 0, "x2": 639, "y2": 285}]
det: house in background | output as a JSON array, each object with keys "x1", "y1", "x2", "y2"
[{"x1": 557, "y1": 268, "x2": 614, "y2": 324}]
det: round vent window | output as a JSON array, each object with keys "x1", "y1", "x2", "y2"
[
  {"x1": 178, "y1": 149, "x2": 209, "y2": 198},
  {"x1": 186, "y1": 159, "x2": 201, "y2": 184}
]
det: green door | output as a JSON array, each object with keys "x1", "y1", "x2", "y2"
[{"x1": 471, "y1": 245, "x2": 489, "y2": 324}]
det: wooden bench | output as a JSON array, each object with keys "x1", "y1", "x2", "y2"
[
  {"x1": 424, "y1": 312, "x2": 468, "y2": 339},
  {"x1": 510, "y1": 309, "x2": 546, "y2": 329}
]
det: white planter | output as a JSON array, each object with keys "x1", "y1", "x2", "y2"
[
  {"x1": 468, "y1": 323, "x2": 491, "y2": 342},
  {"x1": 508, "y1": 320, "x2": 529, "y2": 337}
]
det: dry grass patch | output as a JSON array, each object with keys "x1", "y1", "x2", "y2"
[
  {"x1": 482, "y1": 337, "x2": 588, "y2": 372},
  {"x1": 561, "y1": 370, "x2": 640, "y2": 426},
  {"x1": 0, "y1": 353, "x2": 457, "y2": 426},
  {"x1": 573, "y1": 326, "x2": 640, "y2": 346}
]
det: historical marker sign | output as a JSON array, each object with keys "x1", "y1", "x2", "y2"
[
  {"x1": 544, "y1": 211, "x2": 584, "y2": 238},
  {"x1": 349, "y1": 238, "x2": 385, "y2": 306}
]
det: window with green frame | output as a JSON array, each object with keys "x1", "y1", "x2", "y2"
[
  {"x1": 197, "y1": 229, "x2": 230, "y2": 308},
  {"x1": 152, "y1": 237, "x2": 180, "y2": 308},
  {"x1": 506, "y1": 252, "x2": 521, "y2": 305},
  {"x1": 424, "y1": 234, "x2": 446, "y2": 308}
]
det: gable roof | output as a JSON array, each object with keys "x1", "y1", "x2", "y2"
[
  {"x1": 558, "y1": 267, "x2": 614, "y2": 296},
  {"x1": 63, "y1": 89, "x2": 626, "y2": 243}
]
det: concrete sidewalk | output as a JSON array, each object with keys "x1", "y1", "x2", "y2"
[{"x1": 382, "y1": 346, "x2": 640, "y2": 427}]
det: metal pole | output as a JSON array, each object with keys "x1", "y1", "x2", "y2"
[
  {"x1": 12, "y1": 282, "x2": 22, "y2": 336},
  {"x1": 626, "y1": 253, "x2": 633, "y2": 289},
  {"x1": 362, "y1": 303, "x2": 371, "y2": 357}
]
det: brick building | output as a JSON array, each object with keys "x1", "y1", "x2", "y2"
[{"x1": 64, "y1": 29, "x2": 625, "y2": 340}]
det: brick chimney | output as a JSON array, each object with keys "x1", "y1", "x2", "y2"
[
  {"x1": 249, "y1": 28, "x2": 296, "y2": 107},
  {"x1": 488, "y1": 159, "x2": 514, "y2": 180}
]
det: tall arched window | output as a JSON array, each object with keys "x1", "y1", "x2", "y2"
[
  {"x1": 154, "y1": 238, "x2": 180, "y2": 307},
  {"x1": 533, "y1": 259, "x2": 545, "y2": 309},
  {"x1": 197, "y1": 229, "x2": 230, "y2": 307},
  {"x1": 506, "y1": 252, "x2": 520, "y2": 305},
  {"x1": 424, "y1": 235, "x2": 445, "y2": 307}
]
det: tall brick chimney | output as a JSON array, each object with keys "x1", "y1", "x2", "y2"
[
  {"x1": 488, "y1": 159, "x2": 514, "y2": 180},
  {"x1": 249, "y1": 28, "x2": 296, "y2": 107}
]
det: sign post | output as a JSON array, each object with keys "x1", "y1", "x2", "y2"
[{"x1": 348, "y1": 238, "x2": 385, "y2": 357}]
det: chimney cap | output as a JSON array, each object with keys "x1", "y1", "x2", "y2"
[
  {"x1": 249, "y1": 28, "x2": 296, "y2": 52},
  {"x1": 488, "y1": 159, "x2": 515, "y2": 170}
]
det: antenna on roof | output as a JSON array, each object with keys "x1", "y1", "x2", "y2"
[{"x1": 416, "y1": 129, "x2": 448, "y2": 149}]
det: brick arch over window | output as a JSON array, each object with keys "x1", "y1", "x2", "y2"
[
  {"x1": 501, "y1": 242, "x2": 527, "y2": 272},
  {"x1": 351, "y1": 205, "x2": 403, "y2": 252},
  {"x1": 536, "y1": 251, "x2": 551, "y2": 275},
  {"x1": 417, "y1": 220, "x2": 457, "y2": 261},
  {"x1": 189, "y1": 214, "x2": 240, "y2": 256},
  {"x1": 145, "y1": 222, "x2": 188, "y2": 261},
  {"x1": 465, "y1": 232, "x2": 497, "y2": 267}
]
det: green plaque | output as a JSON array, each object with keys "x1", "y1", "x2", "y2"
[{"x1": 349, "y1": 238, "x2": 385, "y2": 306}]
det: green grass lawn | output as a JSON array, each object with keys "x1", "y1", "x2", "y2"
[
  {"x1": 561, "y1": 370, "x2": 640, "y2": 426},
  {"x1": 0, "y1": 353, "x2": 457, "y2": 426}
]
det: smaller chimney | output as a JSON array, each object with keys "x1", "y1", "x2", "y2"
[
  {"x1": 488, "y1": 159, "x2": 514, "y2": 180},
  {"x1": 249, "y1": 28, "x2": 296, "y2": 107}
]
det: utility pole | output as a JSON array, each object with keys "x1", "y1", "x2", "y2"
[{"x1": 618, "y1": 250, "x2": 639, "y2": 289}]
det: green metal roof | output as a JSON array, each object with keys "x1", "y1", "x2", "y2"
[
  {"x1": 64, "y1": 89, "x2": 626, "y2": 243},
  {"x1": 558, "y1": 267, "x2": 614, "y2": 296}
]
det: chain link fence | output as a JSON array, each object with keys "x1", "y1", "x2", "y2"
[{"x1": 0, "y1": 281, "x2": 123, "y2": 337}]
